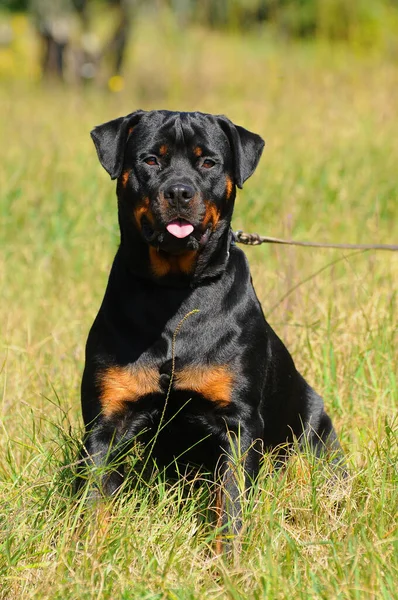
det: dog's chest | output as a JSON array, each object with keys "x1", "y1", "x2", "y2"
[{"x1": 98, "y1": 352, "x2": 235, "y2": 419}]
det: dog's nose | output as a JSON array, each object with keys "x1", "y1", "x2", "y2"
[{"x1": 164, "y1": 184, "x2": 195, "y2": 208}]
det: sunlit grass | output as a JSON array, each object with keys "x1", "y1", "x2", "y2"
[{"x1": 0, "y1": 15, "x2": 397, "y2": 599}]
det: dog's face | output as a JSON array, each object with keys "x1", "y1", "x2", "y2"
[{"x1": 91, "y1": 110, "x2": 264, "y2": 264}]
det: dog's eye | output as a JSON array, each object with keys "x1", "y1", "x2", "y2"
[
  {"x1": 202, "y1": 159, "x2": 215, "y2": 169},
  {"x1": 144, "y1": 156, "x2": 159, "y2": 167}
]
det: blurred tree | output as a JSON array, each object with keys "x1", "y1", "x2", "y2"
[
  {"x1": 29, "y1": 0, "x2": 77, "y2": 79},
  {"x1": 2, "y1": 0, "x2": 29, "y2": 9},
  {"x1": 3, "y1": 0, "x2": 398, "y2": 54},
  {"x1": 100, "y1": 0, "x2": 131, "y2": 77}
]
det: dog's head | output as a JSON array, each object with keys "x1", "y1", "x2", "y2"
[{"x1": 91, "y1": 110, "x2": 264, "y2": 278}]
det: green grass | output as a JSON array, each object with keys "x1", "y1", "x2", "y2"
[{"x1": 0, "y1": 16, "x2": 397, "y2": 599}]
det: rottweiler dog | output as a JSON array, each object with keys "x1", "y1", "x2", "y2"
[{"x1": 80, "y1": 110, "x2": 345, "y2": 547}]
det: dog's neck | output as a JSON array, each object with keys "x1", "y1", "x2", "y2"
[
  {"x1": 193, "y1": 225, "x2": 234, "y2": 283},
  {"x1": 118, "y1": 224, "x2": 233, "y2": 288}
]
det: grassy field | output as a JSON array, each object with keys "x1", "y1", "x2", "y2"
[{"x1": 0, "y1": 16, "x2": 397, "y2": 599}]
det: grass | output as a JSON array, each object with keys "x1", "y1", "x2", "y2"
[{"x1": 0, "y1": 14, "x2": 397, "y2": 599}]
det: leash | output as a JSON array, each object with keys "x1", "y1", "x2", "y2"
[{"x1": 234, "y1": 231, "x2": 398, "y2": 252}]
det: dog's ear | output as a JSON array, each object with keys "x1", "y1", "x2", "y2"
[
  {"x1": 90, "y1": 110, "x2": 145, "y2": 179},
  {"x1": 217, "y1": 116, "x2": 264, "y2": 189}
]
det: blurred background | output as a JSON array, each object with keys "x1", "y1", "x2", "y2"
[{"x1": 1, "y1": 0, "x2": 398, "y2": 89}]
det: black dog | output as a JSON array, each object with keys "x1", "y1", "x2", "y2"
[{"x1": 80, "y1": 110, "x2": 345, "y2": 547}]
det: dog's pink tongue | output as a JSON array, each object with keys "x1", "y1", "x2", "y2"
[{"x1": 166, "y1": 220, "x2": 194, "y2": 239}]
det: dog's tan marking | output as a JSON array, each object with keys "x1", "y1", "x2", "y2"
[
  {"x1": 98, "y1": 365, "x2": 161, "y2": 417},
  {"x1": 225, "y1": 175, "x2": 233, "y2": 200},
  {"x1": 149, "y1": 248, "x2": 198, "y2": 278},
  {"x1": 134, "y1": 196, "x2": 155, "y2": 228},
  {"x1": 158, "y1": 191, "x2": 170, "y2": 213},
  {"x1": 174, "y1": 365, "x2": 234, "y2": 407},
  {"x1": 159, "y1": 144, "x2": 168, "y2": 156},
  {"x1": 121, "y1": 170, "x2": 131, "y2": 188},
  {"x1": 148, "y1": 247, "x2": 171, "y2": 277},
  {"x1": 193, "y1": 146, "x2": 203, "y2": 157},
  {"x1": 175, "y1": 250, "x2": 198, "y2": 275},
  {"x1": 128, "y1": 126, "x2": 135, "y2": 136},
  {"x1": 203, "y1": 201, "x2": 220, "y2": 230}
]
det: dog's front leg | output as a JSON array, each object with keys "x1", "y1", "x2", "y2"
[
  {"x1": 77, "y1": 422, "x2": 127, "y2": 499},
  {"x1": 77, "y1": 411, "x2": 151, "y2": 499},
  {"x1": 214, "y1": 428, "x2": 260, "y2": 555}
]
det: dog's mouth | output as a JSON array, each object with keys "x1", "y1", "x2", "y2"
[{"x1": 141, "y1": 215, "x2": 210, "y2": 251}]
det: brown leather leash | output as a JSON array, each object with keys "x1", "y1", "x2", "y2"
[{"x1": 234, "y1": 231, "x2": 398, "y2": 252}]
